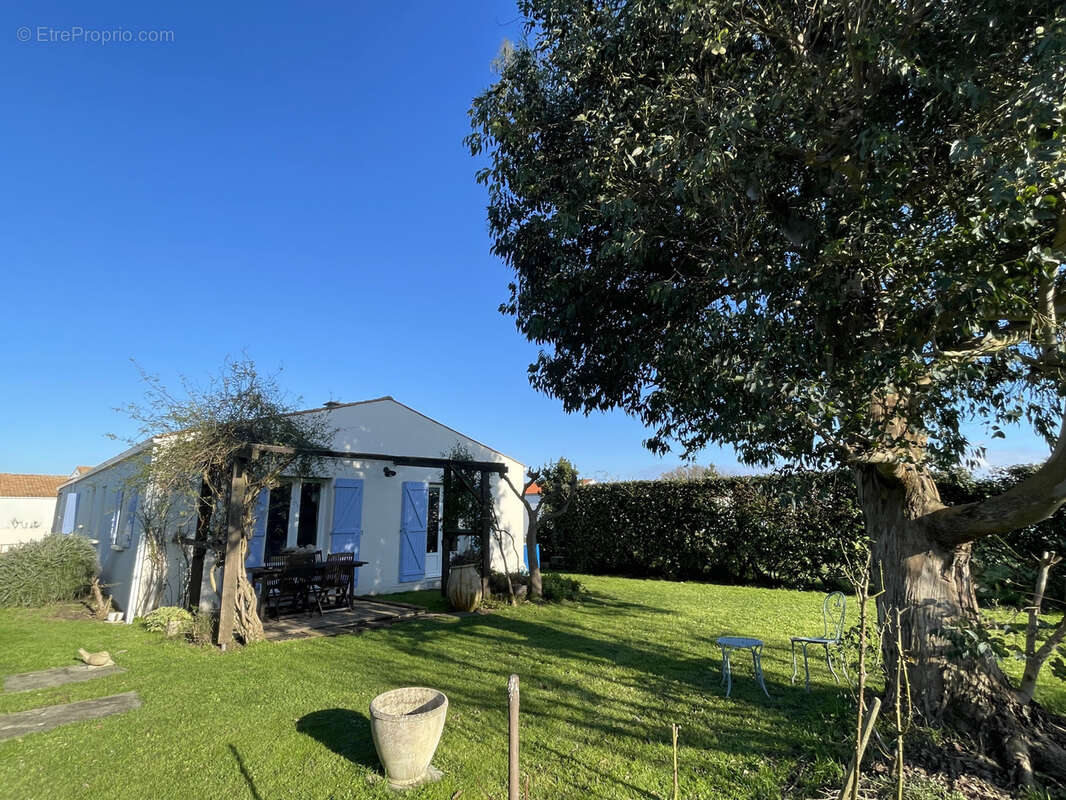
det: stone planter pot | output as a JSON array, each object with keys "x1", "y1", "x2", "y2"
[
  {"x1": 447, "y1": 563, "x2": 482, "y2": 612},
  {"x1": 369, "y1": 687, "x2": 448, "y2": 790}
]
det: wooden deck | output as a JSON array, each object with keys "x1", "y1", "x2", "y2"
[{"x1": 262, "y1": 598, "x2": 428, "y2": 641}]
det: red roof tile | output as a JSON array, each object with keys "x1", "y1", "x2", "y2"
[{"x1": 0, "y1": 473, "x2": 69, "y2": 498}]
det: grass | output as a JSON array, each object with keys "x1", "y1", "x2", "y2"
[{"x1": 0, "y1": 575, "x2": 1063, "y2": 800}]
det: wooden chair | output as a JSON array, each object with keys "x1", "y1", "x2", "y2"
[{"x1": 323, "y1": 552, "x2": 356, "y2": 607}]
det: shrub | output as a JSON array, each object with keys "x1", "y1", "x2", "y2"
[
  {"x1": 541, "y1": 573, "x2": 585, "y2": 602},
  {"x1": 142, "y1": 606, "x2": 194, "y2": 635},
  {"x1": 545, "y1": 471, "x2": 866, "y2": 591},
  {"x1": 187, "y1": 610, "x2": 218, "y2": 646},
  {"x1": 0, "y1": 534, "x2": 98, "y2": 607},
  {"x1": 544, "y1": 467, "x2": 1066, "y2": 599}
]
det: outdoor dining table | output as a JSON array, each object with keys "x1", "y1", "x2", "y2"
[{"x1": 248, "y1": 559, "x2": 367, "y2": 616}]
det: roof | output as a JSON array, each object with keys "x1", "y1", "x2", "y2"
[
  {"x1": 73, "y1": 466, "x2": 94, "y2": 476},
  {"x1": 60, "y1": 396, "x2": 523, "y2": 489},
  {"x1": 0, "y1": 473, "x2": 69, "y2": 498}
]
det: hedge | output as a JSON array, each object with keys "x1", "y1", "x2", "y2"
[
  {"x1": 542, "y1": 469, "x2": 1066, "y2": 601},
  {"x1": 0, "y1": 534, "x2": 99, "y2": 608}
]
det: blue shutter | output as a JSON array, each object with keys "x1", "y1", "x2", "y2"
[
  {"x1": 109, "y1": 489, "x2": 125, "y2": 546},
  {"x1": 245, "y1": 489, "x2": 269, "y2": 567},
  {"x1": 330, "y1": 480, "x2": 363, "y2": 550},
  {"x1": 61, "y1": 493, "x2": 79, "y2": 534},
  {"x1": 122, "y1": 491, "x2": 138, "y2": 549},
  {"x1": 398, "y1": 482, "x2": 427, "y2": 582}
]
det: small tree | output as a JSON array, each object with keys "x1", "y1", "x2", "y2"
[
  {"x1": 660, "y1": 463, "x2": 720, "y2": 482},
  {"x1": 500, "y1": 458, "x2": 578, "y2": 599},
  {"x1": 118, "y1": 358, "x2": 330, "y2": 642}
]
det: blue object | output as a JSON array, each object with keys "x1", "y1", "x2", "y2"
[
  {"x1": 521, "y1": 543, "x2": 541, "y2": 571},
  {"x1": 61, "y1": 492, "x2": 78, "y2": 534},
  {"x1": 716, "y1": 636, "x2": 770, "y2": 699},
  {"x1": 330, "y1": 479, "x2": 365, "y2": 588},
  {"x1": 398, "y1": 481, "x2": 427, "y2": 582},
  {"x1": 790, "y1": 591, "x2": 848, "y2": 691}
]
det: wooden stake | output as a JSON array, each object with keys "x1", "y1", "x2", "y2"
[
  {"x1": 838, "y1": 697, "x2": 881, "y2": 800},
  {"x1": 672, "y1": 724, "x2": 680, "y2": 800},
  {"x1": 508, "y1": 674, "x2": 520, "y2": 800}
]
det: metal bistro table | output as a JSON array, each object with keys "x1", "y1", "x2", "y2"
[{"x1": 716, "y1": 636, "x2": 770, "y2": 699}]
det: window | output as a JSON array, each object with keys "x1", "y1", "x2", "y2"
[
  {"x1": 296, "y1": 482, "x2": 321, "y2": 548},
  {"x1": 265, "y1": 484, "x2": 292, "y2": 558},
  {"x1": 427, "y1": 486, "x2": 441, "y2": 555}
]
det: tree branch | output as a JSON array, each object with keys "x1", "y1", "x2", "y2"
[{"x1": 926, "y1": 416, "x2": 1066, "y2": 545}]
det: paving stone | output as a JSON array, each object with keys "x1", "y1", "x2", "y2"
[
  {"x1": 4, "y1": 664, "x2": 125, "y2": 693},
  {"x1": 0, "y1": 692, "x2": 141, "y2": 741}
]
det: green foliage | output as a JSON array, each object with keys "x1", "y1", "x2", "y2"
[
  {"x1": 0, "y1": 534, "x2": 98, "y2": 608},
  {"x1": 938, "y1": 465, "x2": 1066, "y2": 605},
  {"x1": 548, "y1": 467, "x2": 1066, "y2": 596},
  {"x1": 187, "y1": 610, "x2": 218, "y2": 646},
  {"x1": 142, "y1": 606, "x2": 194, "y2": 635},
  {"x1": 120, "y1": 358, "x2": 333, "y2": 560},
  {"x1": 540, "y1": 572, "x2": 585, "y2": 602},
  {"x1": 469, "y1": 0, "x2": 1066, "y2": 471},
  {"x1": 546, "y1": 472, "x2": 866, "y2": 590},
  {"x1": 660, "y1": 463, "x2": 721, "y2": 482}
]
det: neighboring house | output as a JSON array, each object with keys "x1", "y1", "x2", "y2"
[
  {"x1": 0, "y1": 472, "x2": 71, "y2": 551},
  {"x1": 53, "y1": 397, "x2": 526, "y2": 620}
]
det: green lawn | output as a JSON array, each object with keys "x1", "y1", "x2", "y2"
[{"x1": 0, "y1": 576, "x2": 1063, "y2": 800}]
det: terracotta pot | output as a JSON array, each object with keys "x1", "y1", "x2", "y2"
[
  {"x1": 447, "y1": 563, "x2": 482, "y2": 612},
  {"x1": 369, "y1": 687, "x2": 448, "y2": 789}
]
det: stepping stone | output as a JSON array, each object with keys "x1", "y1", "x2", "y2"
[
  {"x1": 0, "y1": 691, "x2": 141, "y2": 741},
  {"x1": 4, "y1": 664, "x2": 126, "y2": 694}
]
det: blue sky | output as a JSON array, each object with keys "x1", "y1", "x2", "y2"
[{"x1": 0, "y1": 2, "x2": 1051, "y2": 480}]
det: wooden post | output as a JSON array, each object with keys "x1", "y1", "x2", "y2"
[
  {"x1": 672, "y1": 724, "x2": 680, "y2": 800},
  {"x1": 480, "y1": 469, "x2": 492, "y2": 599},
  {"x1": 216, "y1": 458, "x2": 248, "y2": 648},
  {"x1": 838, "y1": 697, "x2": 881, "y2": 800},
  {"x1": 440, "y1": 465, "x2": 452, "y2": 598},
  {"x1": 508, "y1": 674, "x2": 520, "y2": 800}
]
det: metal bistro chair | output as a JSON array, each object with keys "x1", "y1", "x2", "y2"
[{"x1": 790, "y1": 591, "x2": 848, "y2": 691}]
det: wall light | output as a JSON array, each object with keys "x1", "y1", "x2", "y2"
[{"x1": 383, "y1": 466, "x2": 397, "y2": 478}]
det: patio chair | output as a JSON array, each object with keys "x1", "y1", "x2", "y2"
[
  {"x1": 790, "y1": 591, "x2": 848, "y2": 692},
  {"x1": 322, "y1": 552, "x2": 356, "y2": 607}
]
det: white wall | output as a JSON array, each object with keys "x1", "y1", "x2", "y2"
[
  {"x1": 54, "y1": 444, "x2": 192, "y2": 619},
  {"x1": 0, "y1": 497, "x2": 57, "y2": 550}
]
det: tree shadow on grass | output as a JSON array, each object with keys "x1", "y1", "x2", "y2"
[
  {"x1": 296, "y1": 708, "x2": 379, "y2": 769},
  {"x1": 228, "y1": 744, "x2": 264, "y2": 800}
]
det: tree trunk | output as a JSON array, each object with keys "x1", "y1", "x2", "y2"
[
  {"x1": 855, "y1": 465, "x2": 1066, "y2": 784},
  {"x1": 526, "y1": 516, "x2": 542, "y2": 600}
]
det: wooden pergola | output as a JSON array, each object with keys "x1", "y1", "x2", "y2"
[{"x1": 213, "y1": 443, "x2": 507, "y2": 647}]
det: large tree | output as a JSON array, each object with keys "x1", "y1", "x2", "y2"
[{"x1": 469, "y1": 0, "x2": 1066, "y2": 780}]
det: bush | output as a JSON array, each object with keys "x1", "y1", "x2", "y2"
[
  {"x1": 543, "y1": 467, "x2": 1066, "y2": 599},
  {"x1": 187, "y1": 610, "x2": 218, "y2": 646},
  {"x1": 541, "y1": 572, "x2": 585, "y2": 602},
  {"x1": 142, "y1": 606, "x2": 194, "y2": 635},
  {"x1": 544, "y1": 471, "x2": 866, "y2": 591},
  {"x1": 0, "y1": 534, "x2": 99, "y2": 607}
]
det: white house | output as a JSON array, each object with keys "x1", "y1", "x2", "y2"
[
  {"x1": 53, "y1": 397, "x2": 527, "y2": 620},
  {"x1": 0, "y1": 472, "x2": 73, "y2": 551}
]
